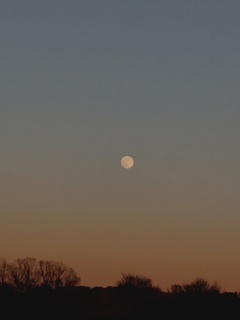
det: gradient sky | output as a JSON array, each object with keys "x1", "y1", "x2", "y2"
[{"x1": 1, "y1": 0, "x2": 240, "y2": 292}]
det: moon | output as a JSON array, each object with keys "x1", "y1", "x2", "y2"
[{"x1": 121, "y1": 155, "x2": 134, "y2": 169}]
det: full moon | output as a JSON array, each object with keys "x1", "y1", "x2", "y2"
[{"x1": 121, "y1": 155, "x2": 134, "y2": 169}]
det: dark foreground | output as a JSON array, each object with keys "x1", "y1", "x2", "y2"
[{"x1": 1, "y1": 285, "x2": 240, "y2": 319}]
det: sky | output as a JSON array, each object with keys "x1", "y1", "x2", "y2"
[{"x1": 1, "y1": 0, "x2": 240, "y2": 292}]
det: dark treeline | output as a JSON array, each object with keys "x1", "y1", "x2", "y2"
[{"x1": 1, "y1": 257, "x2": 240, "y2": 319}]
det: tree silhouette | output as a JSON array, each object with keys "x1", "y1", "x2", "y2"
[
  {"x1": 116, "y1": 272, "x2": 154, "y2": 289},
  {"x1": 0, "y1": 257, "x2": 240, "y2": 319},
  {"x1": 39, "y1": 260, "x2": 80, "y2": 288},
  {"x1": 184, "y1": 277, "x2": 221, "y2": 293},
  {"x1": 0, "y1": 258, "x2": 8, "y2": 286},
  {"x1": 0, "y1": 257, "x2": 81, "y2": 292},
  {"x1": 169, "y1": 277, "x2": 221, "y2": 294},
  {"x1": 7, "y1": 257, "x2": 40, "y2": 292},
  {"x1": 169, "y1": 283, "x2": 184, "y2": 294},
  {"x1": 62, "y1": 267, "x2": 80, "y2": 287}
]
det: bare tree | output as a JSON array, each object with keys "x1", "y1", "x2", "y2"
[
  {"x1": 0, "y1": 258, "x2": 8, "y2": 286},
  {"x1": 39, "y1": 260, "x2": 58, "y2": 288},
  {"x1": 39, "y1": 260, "x2": 80, "y2": 288},
  {"x1": 169, "y1": 277, "x2": 221, "y2": 294},
  {"x1": 62, "y1": 267, "x2": 81, "y2": 287},
  {"x1": 116, "y1": 273, "x2": 153, "y2": 289},
  {"x1": 7, "y1": 257, "x2": 40, "y2": 292},
  {"x1": 169, "y1": 283, "x2": 184, "y2": 294},
  {"x1": 54, "y1": 261, "x2": 67, "y2": 288},
  {"x1": 183, "y1": 277, "x2": 221, "y2": 293}
]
